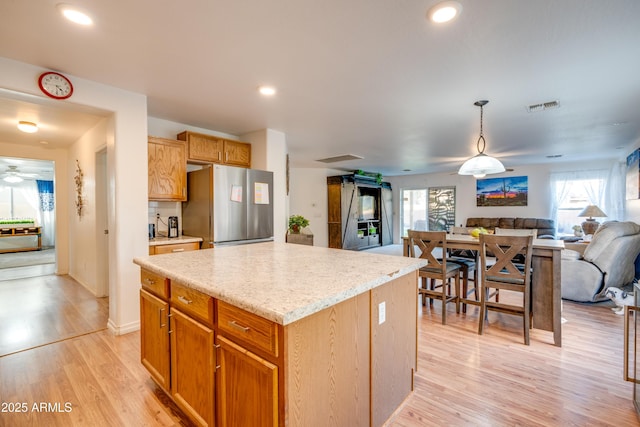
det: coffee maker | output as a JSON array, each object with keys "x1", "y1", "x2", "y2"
[{"x1": 168, "y1": 216, "x2": 179, "y2": 238}]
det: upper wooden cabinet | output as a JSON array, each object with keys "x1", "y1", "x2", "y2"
[
  {"x1": 148, "y1": 136, "x2": 187, "y2": 201},
  {"x1": 177, "y1": 131, "x2": 251, "y2": 167}
]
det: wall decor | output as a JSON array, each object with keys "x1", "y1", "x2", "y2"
[
  {"x1": 476, "y1": 176, "x2": 528, "y2": 207},
  {"x1": 626, "y1": 148, "x2": 639, "y2": 200},
  {"x1": 74, "y1": 159, "x2": 84, "y2": 217},
  {"x1": 428, "y1": 186, "x2": 455, "y2": 231}
]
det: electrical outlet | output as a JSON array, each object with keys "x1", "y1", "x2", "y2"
[
  {"x1": 378, "y1": 301, "x2": 386, "y2": 325},
  {"x1": 156, "y1": 213, "x2": 160, "y2": 219}
]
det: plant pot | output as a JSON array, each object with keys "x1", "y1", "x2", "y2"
[{"x1": 290, "y1": 225, "x2": 300, "y2": 234}]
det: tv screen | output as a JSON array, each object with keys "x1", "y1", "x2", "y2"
[{"x1": 359, "y1": 195, "x2": 375, "y2": 220}]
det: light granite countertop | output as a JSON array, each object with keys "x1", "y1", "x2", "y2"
[
  {"x1": 149, "y1": 235, "x2": 202, "y2": 246},
  {"x1": 133, "y1": 242, "x2": 426, "y2": 325}
]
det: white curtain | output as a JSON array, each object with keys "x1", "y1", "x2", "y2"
[
  {"x1": 14, "y1": 180, "x2": 55, "y2": 248},
  {"x1": 549, "y1": 165, "x2": 624, "y2": 232}
]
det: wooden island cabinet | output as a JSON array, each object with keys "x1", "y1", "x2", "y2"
[{"x1": 135, "y1": 243, "x2": 425, "y2": 427}]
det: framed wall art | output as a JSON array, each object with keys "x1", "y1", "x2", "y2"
[
  {"x1": 476, "y1": 176, "x2": 528, "y2": 207},
  {"x1": 626, "y1": 148, "x2": 639, "y2": 200},
  {"x1": 428, "y1": 186, "x2": 455, "y2": 231}
]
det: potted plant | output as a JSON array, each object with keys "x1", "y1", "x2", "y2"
[{"x1": 288, "y1": 215, "x2": 309, "y2": 234}]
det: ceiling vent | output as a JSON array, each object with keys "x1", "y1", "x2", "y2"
[
  {"x1": 315, "y1": 154, "x2": 363, "y2": 163},
  {"x1": 526, "y1": 100, "x2": 560, "y2": 113}
]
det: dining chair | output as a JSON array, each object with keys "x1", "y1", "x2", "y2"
[
  {"x1": 494, "y1": 228, "x2": 536, "y2": 266},
  {"x1": 408, "y1": 230, "x2": 461, "y2": 325},
  {"x1": 477, "y1": 234, "x2": 534, "y2": 345},
  {"x1": 494, "y1": 227, "x2": 537, "y2": 238},
  {"x1": 448, "y1": 227, "x2": 478, "y2": 313}
]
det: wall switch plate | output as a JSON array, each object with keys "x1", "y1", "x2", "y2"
[{"x1": 378, "y1": 301, "x2": 386, "y2": 325}]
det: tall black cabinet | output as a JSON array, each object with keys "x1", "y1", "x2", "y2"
[{"x1": 327, "y1": 174, "x2": 392, "y2": 250}]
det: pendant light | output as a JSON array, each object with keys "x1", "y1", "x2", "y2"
[{"x1": 458, "y1": 100, "x2": 505, "y2": 178}]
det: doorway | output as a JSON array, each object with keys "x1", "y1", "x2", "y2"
[{"x1": 0, "y1": 157, "x2": 56, "y2": 280}]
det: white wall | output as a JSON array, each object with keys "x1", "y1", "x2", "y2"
[
  {"x1": 67, "y1": 118, "x2": 108, "y2": 294},
  {"x1": 0, "y1": 57, "x2": 148, "y2": 335}
]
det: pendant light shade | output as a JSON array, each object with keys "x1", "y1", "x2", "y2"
[{"x1": 458, "y1": 100, "x2": 505, "y2": 178}]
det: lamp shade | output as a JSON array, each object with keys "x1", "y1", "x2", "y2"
[
  {"x1": 578, "y1": 205, "x2": 607, "y2": 219},
  {"x1": 458, "y1": 153, "x2": 506, "y2": 176}
]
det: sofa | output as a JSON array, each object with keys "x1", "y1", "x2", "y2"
[
  {"x1": 561, "y1": 221, "x2": 640, "y2": 302},
  {"x1": 465, "y1": 217, "x2": 556, "y2": 239}
]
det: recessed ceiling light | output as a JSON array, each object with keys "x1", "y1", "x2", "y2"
[
  {"x1": 17, "y1": 121, "x2": 38, "y2": 133},
  {"x1": 258, "y1": 86, "x2": 276, "y2": 96},
  {"x1": 57, "y1": 4, "x2": 93, "y2": 26},
  {"x1": 427, "y1": 1, "x2": 462, "y2": 23}
]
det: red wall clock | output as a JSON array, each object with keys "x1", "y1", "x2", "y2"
[{"x1": 38, "y1": 71, "x2": 74, "y2": 99}]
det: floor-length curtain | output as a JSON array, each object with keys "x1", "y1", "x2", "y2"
[{"x1": 36, "y1": 180, "x2": 55, "y2": 248}]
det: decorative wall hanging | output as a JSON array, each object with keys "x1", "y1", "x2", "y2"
[
  {"x1": 476, "y1": 176, "x2": 528, "y2": 207},
  {"x1": 626, "y1": 148, "x2": 639, "y2": 200},
  {"x1": 74, "y1": 159, "x2": 84, "y2": 217},
  {"x1": 428, "y1": 186, "x2": 456, "y2": 231}
]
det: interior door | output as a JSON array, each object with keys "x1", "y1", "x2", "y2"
[{"x1": 95, "y1": 148, "x2": 109, "y2": 297}]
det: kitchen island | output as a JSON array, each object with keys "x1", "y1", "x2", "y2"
[{"x1": 134, "y1": 242, "x2": 425, "y2": 427}]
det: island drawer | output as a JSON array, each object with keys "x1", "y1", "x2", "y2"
[
  {"x1": 217, "y1": 300, "x2": 279, "y2": 357},
  {"x1": 140, "y1": 269, "x2": 169, "y2": 299},
  {"x1": 170, "y1": 281, "x2": 214, "y2": 326}
]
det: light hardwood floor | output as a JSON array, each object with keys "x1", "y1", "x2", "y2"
[
  {"x1": 0, "y1": 275, "x2": 638, "y2": 426},
  {"x1": 0, "y1": 273, "x2": 108, "y2": 357}
]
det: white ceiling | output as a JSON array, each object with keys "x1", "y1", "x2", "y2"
[{"x1": 0, "y1": 0, "x2": 639, "y2": 176}]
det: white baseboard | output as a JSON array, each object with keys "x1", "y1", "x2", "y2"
[{"x1": 107, "y1": 318, "x2": 140, "y2": 335}]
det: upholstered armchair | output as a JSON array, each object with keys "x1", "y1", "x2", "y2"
[{"x1": 561, "y1": 221, "x2": 640, "y2": 302}]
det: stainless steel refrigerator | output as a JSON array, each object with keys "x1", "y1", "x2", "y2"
[{"x1": 182, "y1": 165, "x2": 274, "y2": 247}]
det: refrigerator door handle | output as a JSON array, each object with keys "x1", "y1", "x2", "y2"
[{"x1": 624, "y1": 305, "x2": 640, "y2": 383}]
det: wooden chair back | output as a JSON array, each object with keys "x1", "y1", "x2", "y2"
[
  {"x1": 408, "y1": 230, "x2": 447, "y2": 274},
  {"x1": 494, "y1": 228, "x2": 538, "y2": 238},
  {"x1": 481, "y1": 234, "x2": 533, "y2": 286}
]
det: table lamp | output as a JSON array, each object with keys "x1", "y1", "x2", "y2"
[{"x1": 578, "y1": 205, "x2": 607, "y2": 235}]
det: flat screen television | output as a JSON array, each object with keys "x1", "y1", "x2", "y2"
[{"x1": 359, "y1": 195, "x2": 376, "y2": 220}]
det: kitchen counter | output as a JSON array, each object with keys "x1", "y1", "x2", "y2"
[
  {"x1": 134, "y1": 241, "x2": 426, "y2": 426},
  {"x1": 134, "y1": 241, "x2": 425, "y2": 325},
  {"x1": 148, "y1": 235, "x2": 202, "y2": 246}
]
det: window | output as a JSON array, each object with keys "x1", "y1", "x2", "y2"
[
  {"x1": 549, "y1": 168, "x2": 622, "y2": 237},
  {"x1": 554, "y1": 178, "x2": 605, "y2": 236},
  {"x1": 401, "y1": 189, "x2": 427, "y2": 237},
  {"x1": 0, "y1": 185, "x2": 37, "y2": 219}
]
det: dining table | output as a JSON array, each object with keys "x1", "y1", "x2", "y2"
[{"x1": 402, "y1": 234, "x2": 565, "y2": 346}]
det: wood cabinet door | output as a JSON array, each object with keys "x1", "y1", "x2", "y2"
[
  {"x1": 187, "y1": 133, "x2": 224, "y2": 163},
  {"x1": 148, "y1": 137, "x2": 186, "y2": 201},
  {"x1": 170, "y1": 308, "x2": 215, "y2": 427},
  {"x1": 140, "y1": 289, "x2": 170, "y2": 391},
  {"x1": 216, "y1": 335, "x2": 278, "y2": 427},
  {"x1": 223, "y1": 140, "x2": 251, "y2": 167}
]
